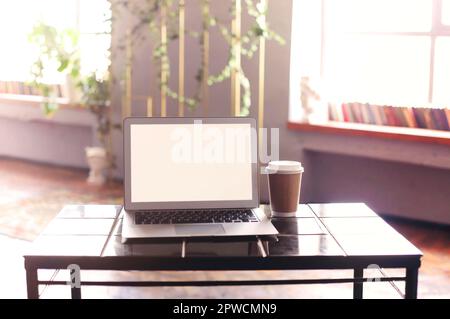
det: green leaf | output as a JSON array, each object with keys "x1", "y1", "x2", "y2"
[{"x1": 57, "y1": 59, "x2": 69, "y2": 72}]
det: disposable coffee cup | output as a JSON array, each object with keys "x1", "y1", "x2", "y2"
[{"x1": 266, "y1": 161, "x2": 304, "y2": 217}]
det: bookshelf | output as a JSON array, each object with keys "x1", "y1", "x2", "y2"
[
  {"x1": 287, "y1": 121, "x2": 450, "y2": 146},
  {"x1": 329, "y1": 102, "x2": 450, "y2": 131}
]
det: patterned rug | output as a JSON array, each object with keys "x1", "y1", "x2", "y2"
[{"x1": 0, "y1": 158, "x2": 122, "y2": 241}]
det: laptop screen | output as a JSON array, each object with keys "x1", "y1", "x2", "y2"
[{"x1": 129, "y1": 122, "x2": 254, "y2": 204}]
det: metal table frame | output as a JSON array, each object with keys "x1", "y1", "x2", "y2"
[{"x1": 25, "y1": 253, "x2": 420, "y2": 299}]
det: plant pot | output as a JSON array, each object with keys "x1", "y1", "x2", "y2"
[{"x1": 85, "y1": 147, "x2": 108, "y2": 185}]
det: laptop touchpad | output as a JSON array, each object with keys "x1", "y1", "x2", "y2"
[{"x1": 175, "y1": 224, "x2": 225, "y2": 235}]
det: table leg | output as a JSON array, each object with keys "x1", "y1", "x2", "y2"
[
  {"x1": 405, "y1": 267, "x2": 418, "y2": 299},
  {"x1": 26, "y1": 268, "x2": 39, "y2": 299},
  {"x1": 353, "y1": 268, "x2": 364, "y2": 299},
  {"x1": 71, "y1": 287, "x2": 81, "y2": 299}
]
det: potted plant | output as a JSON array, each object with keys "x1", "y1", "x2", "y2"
[
  {"x1": 78, "y1": 72, "x2": 114, "y2": 185},
  {"x1": 28, "y1": 22, "x2": 114, "y2": 184}
]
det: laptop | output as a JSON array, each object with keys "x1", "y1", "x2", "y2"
[{"x1": 121, "y1": 117, "x2": 278, "y2": 242}]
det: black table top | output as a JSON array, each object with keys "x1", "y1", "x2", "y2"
[{"x1": 24, "y1": 204, "x2": 422, "y2": 271}]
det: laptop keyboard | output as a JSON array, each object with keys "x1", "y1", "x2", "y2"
[{"x1": 135, "y1": 209, "x2": 259, "y2": 225}]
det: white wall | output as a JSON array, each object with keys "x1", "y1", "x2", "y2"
[{"x1": 0, "y1": 105, "x2": 95, "y2": 168}]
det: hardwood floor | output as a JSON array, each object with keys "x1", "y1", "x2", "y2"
[
  {"x1": 386, "y1": 217, "x2": 450, "y2": 298},
  {"x1": 0, "y1": 157, "x2": 448, "y2": 298}
]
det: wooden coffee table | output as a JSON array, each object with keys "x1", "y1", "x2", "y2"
[{"x1": 24, "y1": 203, "x2": 422, "y2": 299}]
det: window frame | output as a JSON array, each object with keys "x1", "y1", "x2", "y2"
[{"x1": 0, "y1": 0, "x2": 111, "y2": 115}]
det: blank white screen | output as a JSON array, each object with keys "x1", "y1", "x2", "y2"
[{"x1": 130, "y1": 123, "x2": 253, "y2": 203}]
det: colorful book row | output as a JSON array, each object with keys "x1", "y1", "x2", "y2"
[
  {"x1": 0, "y1": 81, "x2": 63, "y2": 97},
  {"x1": 329, "y1": 102, "x2": 450, "y2": 131}
]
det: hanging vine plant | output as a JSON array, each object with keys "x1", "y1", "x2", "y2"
[{"x1": 113, "y1": 0, "x2": 284, "y2": 115}]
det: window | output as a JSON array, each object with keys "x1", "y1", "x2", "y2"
[
  {"x1": 322, "y1": 0, "x2": 450, "y2": 106},
  {"x1": 292, "y1": 0, "x2": 450, "y2": 107},
  {"x1": 0, "y1": 0, "x2": 111, "y2": 86}
]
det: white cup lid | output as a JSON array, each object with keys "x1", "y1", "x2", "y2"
[{"x1": 266, "y1": 161, "x2": 304, "y2": 173}]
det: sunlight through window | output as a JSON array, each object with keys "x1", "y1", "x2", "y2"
[{"x1": 0, "y1": 0, "x2": 111, "y2": 83}]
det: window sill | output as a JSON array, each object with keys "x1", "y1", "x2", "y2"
[
  {"x1": 0, "y1": 93, "x2": 83, "y2": 109},
  {"x1": 0, "y1": 93, "x2": 95, "y2": 127},
  {"x1": 287, "y1": 121, "x2": 450, "y2": 146}
]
